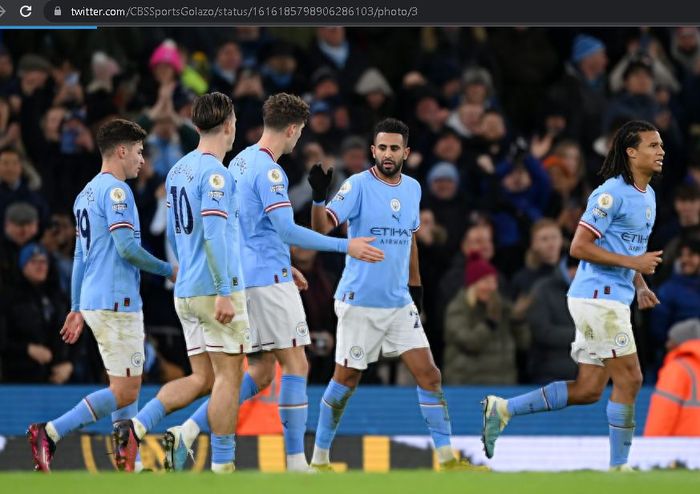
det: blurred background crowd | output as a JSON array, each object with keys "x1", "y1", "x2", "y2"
[{"x1": 0, "y1": 26, "x2": 699, "y2": 388}]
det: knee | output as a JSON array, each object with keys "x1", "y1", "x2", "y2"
[
  {"x1": 111, "y1": 383, "x2": 140, "y2": 408},
  {"x1": 280, "y1": 354, "x2": 309, "y2": 377},
  {"x1": 415, "y1": 365, "x2": 442, "y2": 391},
  {"x1": 193, "y1": 369, "x2": 215, "y2": 395},
  {"x1": 570, "y1": 382, "x2": 604, "y2": 405},
  {"x1": 332, "y1": 367, "x2": 362, "y2": 389},
  {"x1": 619, "y1": 369, "x2": 643, "y2": 395}
]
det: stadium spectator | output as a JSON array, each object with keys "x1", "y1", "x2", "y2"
[
  {"x1": 208, "y1": 39, "x2": 243, "y2": 95},
  {"x1": 644, "y1": 318, "x2": 700, "y2": 436},
  {"x1": 548, "y1": 34, "x2": 609, "y2": 152},
  {"x1": 0, "y1": 202, "x2": 40, "y2": 289},
  {"x1": 0, "y1": 146, "x2": 47, "y2": 229},
  {"x1": 0, "y1": 243, "x2": 73, "y2": 383},
  {"x1": 527, "y1": 255, "x2": 579, "y2": 384},
  {"x1": 307, "y1": 27, "x2": 368, "y2": 98},
  {"x1": 290, "y1": 245, "x2": 338, "y2": 384},
  {"x1": 443, "y1": 253, "x2": 529, "y2": 384},
  {"x1": 649, "y1": 238, "x2": 700, "y2": 346},
  {"x1": 651, "y1": 184, "x2": 700, "y2": 275}
]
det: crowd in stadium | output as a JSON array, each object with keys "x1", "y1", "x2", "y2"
[{"x1": 0, "y1": 26, "x2": 699, "y2": 387}]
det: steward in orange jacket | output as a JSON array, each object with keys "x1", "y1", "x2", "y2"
[{"x1": 644, "y1": 319, "x2": 700, "y2": 436}]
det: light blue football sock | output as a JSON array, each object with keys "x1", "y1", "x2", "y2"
[
  {"x1": 417, "y1": 387, "x2": 452, "y2": 449},
  {"x1": 50, "y1": 388, "x2": 117, "y2": 439},
  {"x1": 211, "y1": 433, "x2": 236, "y2": 465},
  {"x1": 607, "y1": 401, "x2": 635, "y2": 466},
  {"x1": 314, "y1": 380, "x2": 354, "y2": 450},
  {"x1": 190, "y1": 372, "x2": 259, "y2": 434},
  {"x1": 279, "y1": 374, "x2": 308, "y2": 455},
  {"x1": 507, "y1": 381, "x2": 569, "y2": 416},
  {"x1": 112, "y1": 400, "x2": 139, "y2": 422},
  {"x1": 133, "y1": 398, "x2": 166, "y2": 434}
]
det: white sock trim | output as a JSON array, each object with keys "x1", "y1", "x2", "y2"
[
  {"x1": 45, "y1": 422, "x2": 60, "y2": 443},
  {"x1": 311, "y1": 447, "x2": 330, "y2": 465}
]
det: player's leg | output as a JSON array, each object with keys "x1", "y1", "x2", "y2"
[
  {"x1": 28, "y1": 310, "x2": 143, "y2": 472},
  {"x1": 243, "y1": 282, "x2": 312, "y2": 471},
  {"x1": 273, "y1": 345, "x2": 310, "y2": 471},
  {"x1": 604, "y1": 353, "x2": 643, "y2": 469},
  {"x1": 311, "y1": 301, "x2": 380, "y2": 470},
  {"x1": 177, "y1": 351, "x2": 276, "y2": 459},
  {"x1": 311, "y1": 364, "x2": 362, "y2": 469},
  {"x1": 400, "y1": 347, "x2": 459, "y2": 467},
  {"x1": 207, "y1": 351, "x2": 245, "y2": 473}
]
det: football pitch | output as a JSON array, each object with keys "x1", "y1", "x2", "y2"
[{"x1": 0, "y1": 471, "x2": 698, "y2": 494}]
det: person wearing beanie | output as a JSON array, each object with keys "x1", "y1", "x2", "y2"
[
  {"x1": 644, "y1": 318, "x2": 700, "y2": 436},
  {"x1": 443, "y1": 253, "x2": 529, "y2": 385},
  {"x1": 1, "y1": 242, "x2": 73, "y2": 384},
  {"x1": 546, "y1": 33, "x2": 608, "y2": 152}
]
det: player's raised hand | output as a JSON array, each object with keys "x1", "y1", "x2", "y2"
[
  {"x1": 291, "y1": 266, "x2": 308, "y2": 291},
  {"x1": 60, "y1": 311, "x2": 85, "y2": 344},
  {"x1": 348, "y1": 237, "x2": 384, "y2": 263},
  {"x1": 631, "y1": 250, "x2": 663, "y2": 275},
  {"x1": 214, "y1": 295, "x2": 235, "y2": 324},
  {"x1": 308, "y1": 163, "x2": 333, "y2": 202},
  {"x1": 637, "y1": 287, "x2": 661, "y2": 310}
]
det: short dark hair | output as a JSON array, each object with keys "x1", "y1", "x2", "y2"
[
  {"x1": 192, "y1": 92, "x2": 234, "y2": 133},
  {"x1": 679, "y1": 236, "x2": 700, "y2": 255},
  {"x1": 96, "y1": 119, "x2": 147, "y2": 156},
  {"x1": 675, "y1": 183, "x2": 700, "y2": 202},
  {"x1": 373, "y1": 118, "x2": 409, "y2": 145},
  {"x1": 262, "y1": 93, "x2": 309, "y2": 131}
]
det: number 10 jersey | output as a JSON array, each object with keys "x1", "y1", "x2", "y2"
[{"x1": 166, "y1": 150, "x2": 245, "y2": 298}]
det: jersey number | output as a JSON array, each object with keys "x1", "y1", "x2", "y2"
[
  {"x1": 170, "y1": 186, "x2": 193, "y2": 234},
  {"x1": 75, "y1": 208, "x2": 91, "y2": 251}
]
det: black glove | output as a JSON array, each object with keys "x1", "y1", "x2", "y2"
[
  {"x1": 308, "y1": 163, "x2": 333, "y2": 202},
  {"x1": 409, "y1": 285, "x2": 424, "y2": 313}
]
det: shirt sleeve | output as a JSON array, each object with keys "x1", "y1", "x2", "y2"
[
  {"x1": 257, "y1": 164, "x2": 292, "y2": 214},
  {"x1": 105, "y1": 182, "x2": 137, "y2": 232},
  {"x1": 200, "y1": 161, "x2": 231, "y2": 220},
  {"x1": 578, "y1": 187, "x2": 622, "y2": 239},
  {"x1": 412, "y1": 182, "x2": 422, "y2": 232},
  {"x1": 325, "y1": 176, "x2": 361, "y2": 228}
]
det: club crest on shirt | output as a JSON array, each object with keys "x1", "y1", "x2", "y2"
[
  {"x1": 110, "y1": 187, "x2": 126, "y2": 203},
  {"x1": 646, "y1": 207, "x2": 652, "y2": 220},
  {"x1": 209, "y1": 173, "x2": 225, "y2": 189},
  {"x1": 390, "y1": 198, "x2": 401, "y2": 212},
  {"x1": 597, "y1": 193, "x2": 613, "y2": 209},
  {"x1": 268, "y1": 168, "x2": 283, "y2": 184}
]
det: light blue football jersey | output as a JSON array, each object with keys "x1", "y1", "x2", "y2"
[
  {"x1": 326, "y1": 167, "x2": 421, "y2": 308},
  {"x1": 228, "y1": 144, "x2": 295, "y2": 287},
  {"x1": 166, "y1": 150, "x2": 244, "y2": 297},
  {"x1": 73, "y1": 173, "x2": 142, "y2": 312},
  {"x1": 568, "y1": 175, "x2": 656, "y2": 305}
]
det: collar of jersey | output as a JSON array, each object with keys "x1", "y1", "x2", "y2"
[{"x1": 369, "y1": 166, "x2": 402, "y2": 186}]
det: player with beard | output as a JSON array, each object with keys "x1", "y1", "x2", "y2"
[{"x1": 305, "y1": 118, "x2": 486, "y2": 471}]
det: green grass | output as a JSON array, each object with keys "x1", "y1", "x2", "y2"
[{"x1": 0, "y1": 471, "x2": 698, "y2": 494}]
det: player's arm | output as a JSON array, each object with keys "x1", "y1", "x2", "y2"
[
  {"x1": 60, "y1": 232, "x2": 85, "y2": 344},
  {"x1": 569, "y1": 225, "x2": 662, "y2": 275},
  {"x1": 633, "y1": 272, "x2": 660, "y2": 309},
  {"x1": 111, "y1": 228, "x2": 174, "y2": 278},
  {"x1": 311, "y1": 202, "x2": 334, "y2": 234},
  {"x1": 408, "y1": 233, "x2": 423, "y2": 312},
  {"x1": 308, "y1": 163, "x2": 335, "y2": 234},
  {"x1": 165, "y1": 198, "x2": 179, "y2": 263},
  {"x1": 202, "y1": 214, "x2": 231, "y2": 296}
]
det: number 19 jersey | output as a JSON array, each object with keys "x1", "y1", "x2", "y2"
[
  {"x1": 73, "y1": 172, "x2": 142, "y2": 312},
  {"x1": 166, "y1": 150, "x2": 244, "y2": 298}
]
